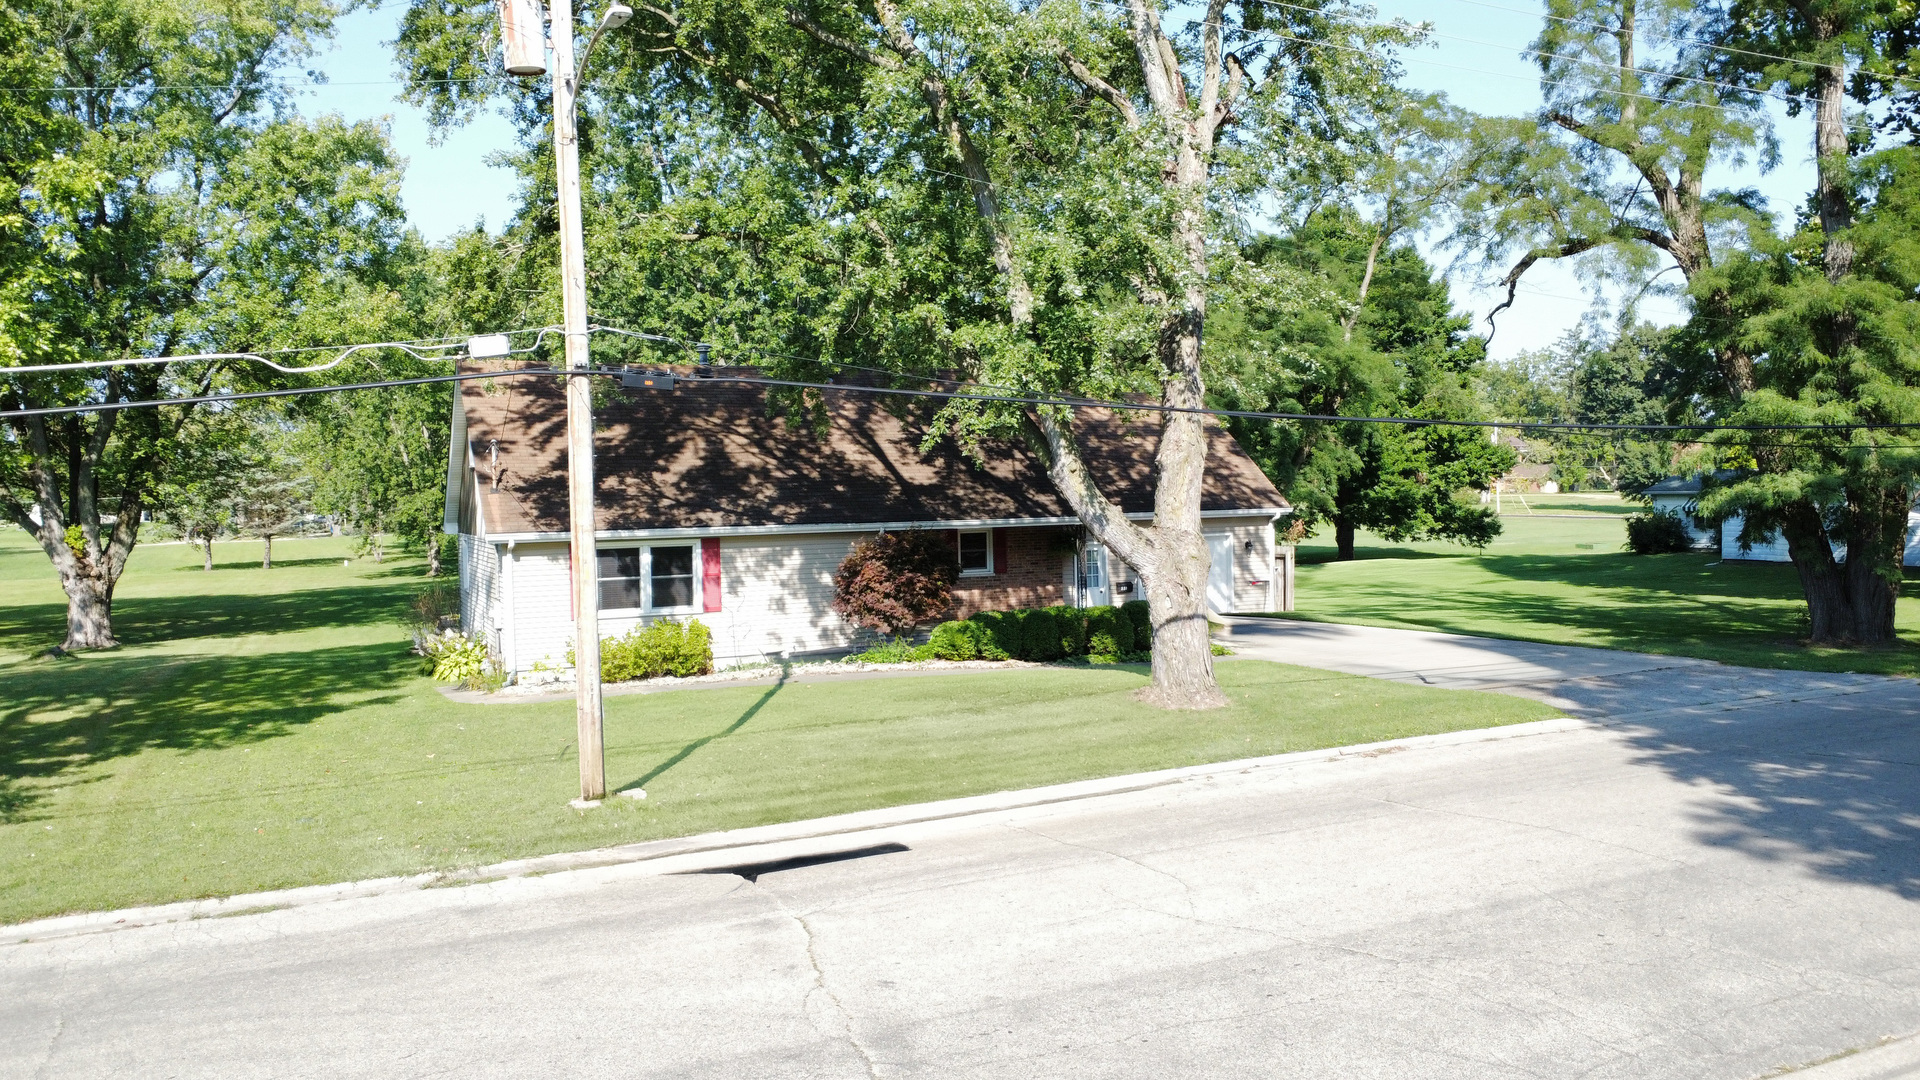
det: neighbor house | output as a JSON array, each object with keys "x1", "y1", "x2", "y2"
[
  {"x1": 1641, "y1": 471, "x2": 1920, "y2": 564},
  {"x1": 443, "y1": 366, "x2": 1290, "y2": 677}
]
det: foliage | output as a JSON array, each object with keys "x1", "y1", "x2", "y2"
[
  {"x1": 1479, "y1": 325, "x2": 1685, "y2": 494},
  {"x1": 927, "y1": 620, "x2": 1001, "y2": 662},
  {"x1": 1121, "y1": 600, "x2": 1153, "y2": 646},
  {"x1": 1625, "y1": 511, "x2": 1698, "y2": 555},
  {"x1": 0, "y1": 0, "x2": 413, "y2": 647},
  {"x1": 601, "y1": 619, "x2": 715, "y2": 682},
  {"x1": 832, "y1": 531, "x2": 959, "y2": 636},
  {"x1": 418, "y1": 630, "x2": 489, "y2": 683},
  {"x1": 1213, "y1": 212, "x2": 1514, "y2": 559},
  {"x1": 1085, "y1": 606, "x2": 1135, "y2": 659}
]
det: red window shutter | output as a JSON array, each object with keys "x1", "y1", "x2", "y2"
[
  {"x1": 993, "y1": 528, "x2": 1010, "y2": 575},
  {"x1": 701, "y1": 537, "x2": 722, "y2": 612}
]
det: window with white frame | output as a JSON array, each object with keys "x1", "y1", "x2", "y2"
[
  {"x1": 957, "y1": 530, "x2": 992, "y2": 575},
  {"x1": 597, "y1": 544, "x2": 699, "y2": 612}
]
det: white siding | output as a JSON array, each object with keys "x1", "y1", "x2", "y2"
[
  {"x1": 1647, "y1": 494, "x2": 1718, "y2": 549},
  {"x1": 458, "y1": 532, "x2": 502, "y2": 656},
  {"x1": 502, "y1": 532, "x2": 878, "y2": 676},
  {"x1": 1720, "y1": 509, "x2": 1920, "y2": 565},
  {"x1": 501, "y1": 542, "x2": 576, "y2": 673},
  {"x1": 1204, "y1": 516, "x2": 1279, "y2": 613}
]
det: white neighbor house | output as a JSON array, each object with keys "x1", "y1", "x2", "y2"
[
  {"x1": 1642, "y1": 472, "x2": 1920, "y2": 564},
  {"x1": 444, "y1": 366, "x2": 1291, "y2": 678}
]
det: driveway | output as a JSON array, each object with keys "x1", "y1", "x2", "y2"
[{"x1": 4, "y1": 622, "x2": 1919, "y2": 1078}]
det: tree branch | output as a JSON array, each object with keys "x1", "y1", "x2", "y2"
[
  {"x1": 1485, "y1": 237, "x2": 1602, "y2": 343},
  {"x1": 1059, "y1": 50, "x2": 1139, "y2": 128}
]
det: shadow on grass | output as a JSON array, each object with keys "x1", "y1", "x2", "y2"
[
  {"x1": 0, "y1": 641, "x2": 413, "y2": 823},
  {"x1": 1296, "y1": 545, "x2": 1465, "y2": 566},
  {"x1": 1611, "y1": 670, "x2": 1920, "y2": 898},
  {"x1": 0, "y1": 580, "x2": 423, "y2": 656},
  {"x1": 616, "y1": 669, "x2": 790, "y2": 794}
]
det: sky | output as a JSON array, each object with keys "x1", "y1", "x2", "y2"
[{"x1": 299, "y1": 0, "x2": 1824, "y2": 361}]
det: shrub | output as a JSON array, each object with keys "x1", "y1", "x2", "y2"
[
  {"x1": 1120, "y1": 599, "x2": 1152, "y2": 648},
  {"x1": 1085, "y1": 606, "x2": 1134, "y2": 658},
  {"x1": 1048, "y1": 605, "x2": 1089, "y2": 657},
  {"x1": 419, "y1": 630, "x2": 489, "y2": 683},
  {"x1": 832, "y1": 530, "x2": 959, "y2": 635},
  {"x1": 1625, "y1": 511, "x2": 1696, "y2": 555},
  {"x1": 968, "y1": 610, "x2": 1018, "y2": 660},
  {"x1": 1019, "y1": 609, "x2": 1064, "y2": 661},
  {"x1": 602, "y1": 618, "x2": 714, "y2": 682},
  {"x1": 928, "y1": 620, "x2": 984, "y2": 661},
  {"x1": 849, "y1": 638, "x2": 915, "y2": 664}
]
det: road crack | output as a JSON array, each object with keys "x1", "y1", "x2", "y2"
[{"x1": 756, "y1": 883, "x2": 881, "y2": 1079}]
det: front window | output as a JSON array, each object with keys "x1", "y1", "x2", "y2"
[
  {"x1": 958, "y1": 530, "x2": 991, "y2": 575},
  {"x1": 650, "y1": 545, "x2": 696, "y2": 609},
  {"x1": 598, "y1": 548, "x2": 643, "y2": 609},
  {"x1": 597, "y1": 544, "x2": 699, "y2": 611}
]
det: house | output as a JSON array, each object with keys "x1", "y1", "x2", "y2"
[
  {"x1": 1639, "y1": 474, "x2": 1721, "y2": 550},
  {"x1": 443, "y1": 367, "x2": 1290, "y2": 677},
  {"x1": 1640, "y1": 472, "x2": 1920, "y2": 564}
]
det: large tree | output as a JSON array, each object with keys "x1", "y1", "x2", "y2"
[
  {"x1": 398, "y1": 0, "x2": 1409, "y2": 706},
  {"x1": 1692, "y1": 0, "x2": 1920, "y2": 645},
  {"x1": 0, "y1": 0, "x2": 412, "y2": 649},
  {"x1": 1456, "y1": 0, "x2": 1776, "y2": 394},
  {"x1": 1213, "y1": 209, "x2": 1514, "y2": 560}
]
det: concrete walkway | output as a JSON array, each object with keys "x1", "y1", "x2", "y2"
[{"x1": 1217, "y1": 615, "x2": 1902, "y2": 724}]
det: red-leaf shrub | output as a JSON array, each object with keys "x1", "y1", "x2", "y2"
[{"x1": 832, "y1": 531, "x2": 959, "y2": 636}]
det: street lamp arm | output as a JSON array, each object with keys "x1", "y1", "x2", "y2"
[{"x1": 576, "y1": 3, "x2": 633, "y2": 82}]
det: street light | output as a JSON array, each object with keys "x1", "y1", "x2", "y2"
[{"x1": 498, "y1": 0, "x2": 628, "y2": 806}]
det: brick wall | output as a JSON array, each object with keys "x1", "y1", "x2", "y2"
[{"x1": 951, "y1": 526, "x2": 1070, "y2": 617}]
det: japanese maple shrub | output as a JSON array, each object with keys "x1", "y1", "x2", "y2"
[{"x1": 832, "y1": 531, "x2": 960, "y2": 636}]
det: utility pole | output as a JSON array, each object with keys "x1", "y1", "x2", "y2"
[
  {"x1": 500, "y1": 0, "x2": 628, "y2": 805},
  {"x1": 551, "y1": 0, "x2": 605, "y2": 806}
]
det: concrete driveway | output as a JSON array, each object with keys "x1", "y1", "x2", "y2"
[{"x1": 5, "y1": 622, "x2": 1919, "y2": 1078}]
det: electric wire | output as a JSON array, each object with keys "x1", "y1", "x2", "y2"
[
  {"x1": 0, "y1": 326, "x2": 561, "y2": 376},
  {"x1": 1417, "y1": 0, "x2": 1920, "y2": 93},
  {"x1": 1248, "y1": 0, "x2": 1800, "y2": 106}
]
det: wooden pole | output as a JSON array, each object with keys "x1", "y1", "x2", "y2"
[{"x1": 551, "y1": 0, "x2": 606, "y2": 804}]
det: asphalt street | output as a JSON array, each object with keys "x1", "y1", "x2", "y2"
[{"x1": 5, "y1": 621, "x2": 1919, "y2": 1078}]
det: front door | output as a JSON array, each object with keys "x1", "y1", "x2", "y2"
[
  {"x1": 1205, "y1": 533, "x2": 1235, "y2": 613},
  {"x1": 1081, "y1": 543, "x2": 1111, "y2": 607}
]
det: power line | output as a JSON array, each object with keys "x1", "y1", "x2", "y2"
[
  {"x1": 1416, "y1": 0, "x2": 1920, "y2": 93},
  {"x1": 12, "y1": 353, "x2": 1920, "y2": 439},
  {"x1": 1249, "y1": 0, "x2": 1799, "y2": 106},
  {"x1": 0, "y1": 327, "x2": 560, "y2": 376}
]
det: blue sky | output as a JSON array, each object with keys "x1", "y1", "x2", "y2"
[{"x1": 300, "y1": 0, "x2": 1821, "y2": 360}]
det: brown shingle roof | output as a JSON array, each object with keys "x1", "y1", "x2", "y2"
[{"x1": 461, "y1": 366, "x2": 1287, "y2": 536}]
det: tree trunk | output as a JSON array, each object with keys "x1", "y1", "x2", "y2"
[
  {"x1": 203, "y1": 532, "x2": 214, "y2": 571},
  {"x1": 1335, "y1": 518, "x2": 1357, "y2": 561},
  {"x1": 262, "y1": 533, "x2": 273, "y2": 570},
  {"x1": 427, "y1": 534, "x2": 442, "y2": 577},
  {"x1": 61, "y1": 570, "x2": 117, "y2": 651},
  {"x1": 1143, "y1": 563, "x2": 1218, "y2": 708}
]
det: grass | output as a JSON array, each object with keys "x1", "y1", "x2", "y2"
[
  {"x1": 1281, "y1": 512, "x2": 1920, "y2": 677},
  {"x1": 0, "y1": 527, "x2": 1555, "y2": 926}
]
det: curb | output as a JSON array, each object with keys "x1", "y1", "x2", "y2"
[
  {"x1": 2, "y1": 715, "x2": 1586, "y2": 945},
  {"x1": 1770, "y1": 1033, "x2": 1920, "y2": 1078}
]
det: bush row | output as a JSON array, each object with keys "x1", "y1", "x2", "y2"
[
  {"x1": 918, "y1": 600, "x2": 1154, "y2": 662},
  {"x1": 601, "y1": 618, "x2": 714, "y2": 681}
]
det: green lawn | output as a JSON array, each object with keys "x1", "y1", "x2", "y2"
[
  {"x1": 0, "y1": 528, "x2": 1554, "y2": 926},
  {"x1": 1283, "y1": 514, "x2": 1920, "y2": 676}
]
